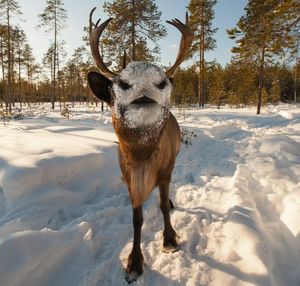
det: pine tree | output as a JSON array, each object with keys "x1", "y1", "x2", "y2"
[
  {"x1": 38, "y1": 0, "x2": 67, "y2": 109},
  {"x1": 293, "y1": 57, "x2": 300, "y2": 104},
  {"x1": 102, "y1": 0, "x2": 166, "y2": 64},
  {"x1": 23, "y1": 44, "x2": 34, "y2": 82},
  {"x1": 0, "y1": 0, "x2": 22, "y2": 112},
  {"x1": 172, "y1": 66, "x2": 198, "y2": 106},
  {"x1": 206, "y1": 62, "x2": 224, "y2": 109},
  {"x1": 67, "y1": 46, "x2": 86, "y2": 105},
  {"x1": 0, "y1": 25, "x2": 6, "y2": 107},
  {"x1": 223, "y1": 59, "x2": 257, "y2": 107},
  {"x1": 273, "y1": 0, "x2": 300, "y2": 60},
  {"x1": 187, "y1": 0, "x2": 218, "y2": 107},
  {"x1": 13, "y1": 27, "x2": 26, "y2": 108},
  {"x1": 42, "y1": 44, "x2": 55, "y2": 88},
  {"x1": 227, "y1": 0, "x2": 299, "y2": 114},
  {"x1": 270, "y1": 80, "x2": 281, "y2": 103}
]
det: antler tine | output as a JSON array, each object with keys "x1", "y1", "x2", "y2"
[
  {"x1": 165, "y1": 13, "x2": 194, "y2": 78},
  {"x1": 89, "y1": 7, "x2": 116, "y2": 79},
  {"x1": 185, "y1": 11, "x2": 189, "y2": 25},
  {"x1": 89, "y1": 7, "x2": 97, "y2": 36}
]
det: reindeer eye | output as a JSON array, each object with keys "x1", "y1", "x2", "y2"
[
  {"x1": 118, "y1": 79, "x2": 132, "y2": 90},
  {"x1": 155, "y1": 79, "x2": 168, "y2": 90}
]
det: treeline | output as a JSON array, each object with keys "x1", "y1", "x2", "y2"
[
  {"x1": 0, "y1": 0, "x2": 299, "y2": 114},
  {"x1": 0, "y1": 0, "x2": 93, "y2": 112},
  {"x1": 173, "y1": 60, "x2": 299, "y2": 108},
  {"x1": 0, "y1": 23, "x2": 92, "y2": 110}
]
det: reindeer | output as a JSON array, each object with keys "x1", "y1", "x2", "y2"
[{"x1": 87, "y1": 7, "x2": 193, "y2": 283}]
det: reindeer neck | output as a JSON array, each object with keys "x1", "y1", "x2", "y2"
[{"x1": 113, "y1": 117, "x2": 166, "y2": 161}]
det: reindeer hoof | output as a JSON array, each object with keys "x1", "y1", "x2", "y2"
[
  {"x1": 124, "y1": 253, "x2": 144, "y2": 283},
  {"x1": 162, "y1": 244, "x2": 179, "y2": 253},
  {"x1": 162, "y1": 241, "x2": 179, "y2": 253},
  {"x1": 162, "y1": 237, "x2": 179, "y2": 253},
  {"x1": 124, "y1": 270, "x2": 142, "y2": 284}
]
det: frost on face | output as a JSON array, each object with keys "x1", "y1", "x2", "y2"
[
  {"x1": 123, "y1": 105, "x2": 168, "y2": 129},
  {"x1": 112, "y1": 62, "x2": 172, "y2": 130}
]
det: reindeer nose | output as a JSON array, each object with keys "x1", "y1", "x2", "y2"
[
  {"x1": 141, "y1": 89, "x2": 147, "y2": 96},
  {"x1": 140, "y1": 90, "x2": 148, "y2": 98}
]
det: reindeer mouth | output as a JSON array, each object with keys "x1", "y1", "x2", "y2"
[{"x1": 131, "y1": 96, "x2": 157, "y2": 105}]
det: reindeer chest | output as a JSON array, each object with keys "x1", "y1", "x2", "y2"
[{"x1": 118, "y1": 140, "x2": 160, "y2": 179}]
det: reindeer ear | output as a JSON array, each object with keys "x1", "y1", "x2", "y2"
[{"x1": 88, "y1": 71, "x2": 112, "y2": 104}]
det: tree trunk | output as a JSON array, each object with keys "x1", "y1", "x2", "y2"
[
  {"x1": 6, "y1": 4, "x2": 12, "y2": 113},
  {"x1": 257, "y1": 46, "x2": 266, "y2": 115},
  {"x1": 0, "y1": 36, "x2": 6, "y2": 107},
  {"x1": 18, "y1": 46, "x2": 22, "y2": 110},
  {"x1": 27, "y1": 64, "x2": 31, "y2": 103},
  {"x1": 57, "y1": 51, "x2": 61, "y2": 110},
  {"x1": 50, "y1": 52, "x2": 53, "y2": 106},
  {"x1": 52, "y1": 4, "x2": 57, "y2": 110},
  {"x1": 198, "y1": 0, "x2": 205, "y2": 107},
  {"x1": 11, "y1": 44, "x2": 15, "y2": 107},
  {"x1": 71, "y1": 75, "x2": 74, "y2": 107}
]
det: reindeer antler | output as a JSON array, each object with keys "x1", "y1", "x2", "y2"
[
  {"x1": 89, "y1": 7, "x2": 116, "y2": 79},
  {"x1": 165, "y1": 12, "x2": 194, "y2": 78},
  {"x1": 89, "y1": 9, "x2": 193, "y2": 79}
]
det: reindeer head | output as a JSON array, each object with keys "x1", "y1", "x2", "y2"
[{"x1": 88, "y1": 8, "x2": 193, "y2": 129}]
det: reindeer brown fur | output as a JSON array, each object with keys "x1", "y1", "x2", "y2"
[{"x1": 87, "y1": 7, "x2": 193, "y2": 283}]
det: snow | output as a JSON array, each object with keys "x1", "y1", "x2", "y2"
[{"x1": 0, "y1": 103, "x2": 299, "y2": 286}]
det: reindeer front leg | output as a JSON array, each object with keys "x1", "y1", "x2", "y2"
[
  {"x1": 125, "y1": 206, "x2": 144, "y2": 283},
  {"x1": 159, "y1": 180, "x2": 178, "y2": 252}
]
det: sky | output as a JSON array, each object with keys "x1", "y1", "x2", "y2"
[{"x1": 15, "y1": 0, "x2": 248, "y2": 67}]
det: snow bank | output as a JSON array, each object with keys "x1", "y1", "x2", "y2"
[{"x1": 0, "y1": 103, "x2": 299, "y2": 285}]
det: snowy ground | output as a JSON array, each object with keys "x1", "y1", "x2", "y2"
[{"x1": 0, "y1": 103, "x2": 299, "y2": 286}]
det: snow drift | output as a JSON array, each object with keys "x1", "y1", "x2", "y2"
[{"x1": 0, "y1": 104, "x2": 299, "y2": 286}]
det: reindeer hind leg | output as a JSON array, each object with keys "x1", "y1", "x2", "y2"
[{"x1": 159, "y1": 180, "x2": 178, "y2": 253}]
